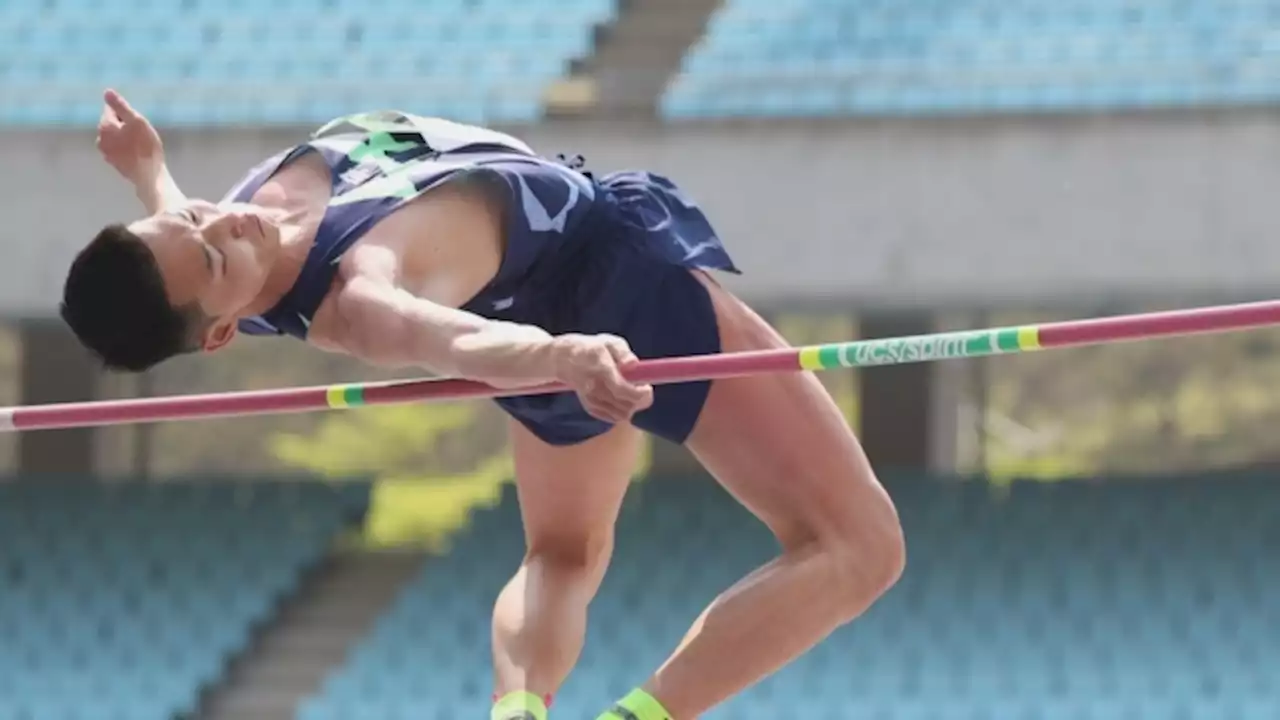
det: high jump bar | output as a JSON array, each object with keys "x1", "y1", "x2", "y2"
[{"x1": 3, "y1": 299, "x2": 1279, "y2": 433}]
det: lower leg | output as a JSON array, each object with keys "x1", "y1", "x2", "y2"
[
  {"x1": 492, "y1": 546, "x2": 609, "y2": 698},
  {"x1": 591, "y1": 270, "x2": 907, "y2": 718},
  {"x1": 601, "y1": 538, "x2": 903, "y2": 719},
  {"x1": 492, "y1": 423, "x2": 640, "y2": 719}
]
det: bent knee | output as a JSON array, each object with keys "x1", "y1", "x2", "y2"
[
  {"x1": 818, "y1": 538, "x2": 905, "y2": 624},
  {"x1": 815, "y1": 494, "x2": 906, "y2": 617},
  {"x1": 524, "y1": 528, "x2": 615, "y2": 579},
  {"x1": 840, "y1": 516, "x2": 906, "y2": 592}
]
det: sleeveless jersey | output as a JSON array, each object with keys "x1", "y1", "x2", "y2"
[
  {"x1": 222, "y1": 110, "x2": 608, "y2": 339},
  {"x1": 218, "y1": 110, "x2": 738, "y2": 447}
]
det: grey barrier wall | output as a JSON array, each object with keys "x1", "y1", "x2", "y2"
[{"x1": 3, "y1": 110, "x2": 1279, "y2": 316}]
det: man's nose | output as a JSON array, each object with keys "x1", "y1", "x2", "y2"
[{"x1": 208, "y1": 210, "x2": 248, "y2": 238}]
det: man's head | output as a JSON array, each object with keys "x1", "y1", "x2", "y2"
[{"x1": 61, "y1": 200, "x2": 282, "y2": 372}]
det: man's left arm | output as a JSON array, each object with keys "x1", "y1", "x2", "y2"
[
  {"x1": 97, "y1": 89, "x2": 188, "y2": 214},
  {"x1": 133, "y1": 165, "x2": 188, "y2": 215}
]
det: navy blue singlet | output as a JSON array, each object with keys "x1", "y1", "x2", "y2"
[{"x1": 223, "y1": 111, "x2": 739, "y2": 446}]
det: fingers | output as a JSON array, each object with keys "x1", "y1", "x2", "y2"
[
  {"x1": 97, "y1": 90, "x2": 126, "y2": 148},
  {"x1": 554, "y1": 333, "x2": 655, "y2": 423},
  {"x1": 600, "y1": 334, "x2": 654, "y2": 410},
  {"x1": 579, "y1": 393, "x2": 633, "y2": 425},
  {"x1": 600, "y1": 334, "x2": 639, "y2": 366},
  {"x1": 97, "y1": 103, "x2": 117, "y2": 129},
  {"x1": 97, "y1": 103, "x2": 122, "y2": 147},
  {"x1": 576, "y1": 335, "x2": 654, "y2": 423},
  {"x1": 595, "y1": 337, "x2": 651, "y2": 402},
  {"x1": 582, "y1": 389, "x2": 650, "y2": 424},
  {"x1": 579, "y1": 367, "x2": 636, "y2": 424},
  {"x1": 103, "y1": 88, "x2": 141, "y2": 123}
]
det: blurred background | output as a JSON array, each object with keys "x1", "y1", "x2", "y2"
[{"x1": 1, "y1": 0, "x2": 1279, "y2": 718}]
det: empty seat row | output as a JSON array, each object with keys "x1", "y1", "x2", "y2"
[
  {"x1": 664, "y1": 0, "x2": 1280, "y2": 118},
  {"x1": 302, "y1": 471, "x2": 1280, "y2": 718},
  {"x1": 0, "y1": 0, "x2": 617, "y2": 126},
  {"x1": 0, "y1": 479, "x2": 371, "y2": 720}
]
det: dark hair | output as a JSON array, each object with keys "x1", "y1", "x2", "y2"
[{"x1": 60, "y1": 224, "x2": 206, "y2": 372}]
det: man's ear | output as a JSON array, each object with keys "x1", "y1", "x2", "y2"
[{"x1": 200, "y1": 319, "x2": 238, "y2": 353}]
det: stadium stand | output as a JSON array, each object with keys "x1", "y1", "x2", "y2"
[
  {"x1": 0, "y1": 0, "x2": 617, "y2": 127},
  {"x1": 0, "y1": 479, "x2": 369, "y2": 720},
  {"x1": 301, "y1": 472, "x2": 1280, "y2": 720},
  {"x1": 2, "y1": 4, "x2": 1279, "y2": 718},
  {"x1": 663, "y1": 0, "x2": 1280, "y2": 118},
  {"x1": 17, "y1": 0, "x2": 1276, "y2": 126}
]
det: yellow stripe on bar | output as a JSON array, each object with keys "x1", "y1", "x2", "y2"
[
  {"x1": 798, "y1": 346, "x2": 824, "y2": 371},
  {"x1": 326, "y1": 385, "x2": 351, "y2": 409},
  {"x1": 1017, "y1": 326, "x2": 1042, "y2": 350}
]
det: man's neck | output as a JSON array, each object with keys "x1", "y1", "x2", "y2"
[
  {"x1": 244, "y1": 218, "x2": 314, "y2": 316},
  {"x1": 239, "y1": 153, "x2": 334, "y2": 317}
]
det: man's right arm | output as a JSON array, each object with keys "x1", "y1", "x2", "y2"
[
  {"x1": 328, "y1": 277, "x2": 653, "y2": 422},
  {"x1": 332, "y1": 276, "x2": 562, "y2": 387}
]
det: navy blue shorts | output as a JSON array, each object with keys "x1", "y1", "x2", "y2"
[{"x1": 489, "y1": 171, "x2": 739, "y2": 446}]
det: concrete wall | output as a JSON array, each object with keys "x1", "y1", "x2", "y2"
[{"x1": 4, "y1": 109, "x2": 1280, "y2": 316}]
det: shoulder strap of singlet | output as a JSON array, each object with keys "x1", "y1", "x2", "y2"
[{"x1": 228, "y1": 146, "x2": 310, "y2": 337}]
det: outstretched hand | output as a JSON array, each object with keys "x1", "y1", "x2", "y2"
[{"x1": 96, "y1": 89, "x2": 164, "y2": 186}]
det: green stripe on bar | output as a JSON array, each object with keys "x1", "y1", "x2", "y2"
[
  {"x1": 342, "y1": 385, "x2": 365, "y2": 407},
  {"x1": 995, "y1": 328, "x2": 1022, "y2": 352},
  {"x1": 817, "y1": 345, "x2": 843, "y2": 369}
]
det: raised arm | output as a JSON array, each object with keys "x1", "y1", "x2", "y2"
[
  {"x1": 132, "y1": 165, "x2": 187, "y2": 215},
  {"x1": 333, "y1": 278, "x2": 654, "y2": 422},
  {"x1": 95, "y1": 89, "x2": 188, "y2": 214}
]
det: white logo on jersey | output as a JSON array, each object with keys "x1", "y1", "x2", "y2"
[
  {"x1": 339, "y1": 163, "x2": 380, "y2": 188},
  {"x1": 328, "y1": 157, "x2": 421, "y2": 206}
]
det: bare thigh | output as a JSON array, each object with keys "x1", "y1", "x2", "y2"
[
  {"x1": 685, "y1": 273, "x2": 899, "y2": 548},
  {"x1": 510, "y1": 420, "x2": 645, "y2": 558}
]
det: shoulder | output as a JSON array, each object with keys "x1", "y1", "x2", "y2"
[{"x1": 220, "y1": 145, "x2": 308, "y2": 204}]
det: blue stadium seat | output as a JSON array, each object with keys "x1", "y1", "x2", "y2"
[
  {"x1": 0, "y1": 479, "x2": 370, "y2": 720},
  {"x1": 0, "y1": 0, "x2": 617, "y2": 127},
  {"x1": 300, "y1": 471, "x2": 1280, "y2": 718},
  {"x1": 662, "y1": 0, "x2": 1280, "y2": 119}
]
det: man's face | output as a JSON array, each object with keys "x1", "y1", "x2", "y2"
[{"x1": 126, "y1": 199, "x2": 281, "y2": 350}]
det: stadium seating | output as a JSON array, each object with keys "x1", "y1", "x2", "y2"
[
  {"x1": 663, "y1": 0, "x2": 1280, "y2": 118},
  {"x1": 0, "y1": 0, "x2": 617, "y2": 127},
  {"x1": 0, "y1": 479, "x2": 369, "y2": 720},
  {"x1": 302, "y1": 471, "x2": 1280, "y2": 720}
]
